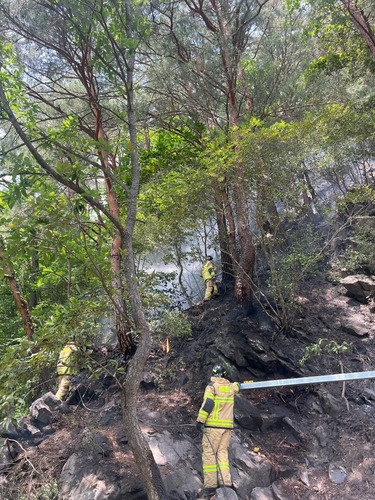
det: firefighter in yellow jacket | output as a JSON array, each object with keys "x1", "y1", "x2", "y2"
[
  {"x1": 196, "y1": 364, "x2": 240, "y2": 498},
  {"x1": 55, "y1": 341, "x2": 78, "y2": 400},
  {"x1": 200, "y1": 256, "x2": 219, "y2": 301}
]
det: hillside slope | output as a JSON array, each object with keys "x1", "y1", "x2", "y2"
[{"x1": 1, "y1": 273, "x2": 375, "y2": 500}]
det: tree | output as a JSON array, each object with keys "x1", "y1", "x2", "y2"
[
  {"x1": 0, "y1": 0, "x2": 168, "y2": 497},
  {"x1": 148, "y1": 0, "x2": 274, "y2": 310},
  {"x1": 340, "y1": 0, "x2": 375, "y2": 58}
]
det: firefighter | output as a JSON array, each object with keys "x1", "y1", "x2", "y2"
[
  {"x1": 200, "y1": 256, "x2": 219, "y2": 301},
  {"x1": 196, "y1": 364, "x2": 240, "y2": 498},
  {"x1": 55, "y1": 341, "x2": 78, "y2": 400}
]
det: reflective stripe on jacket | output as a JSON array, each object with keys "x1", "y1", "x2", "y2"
[
  {"x1": 200, "y1": 261, "x2": 217, "y2": 281},
  {"x1": 57, "y1": 342, "x2": 78, "y2": 376},
  {"x1": 197, "y1": 376, "x2": 239, "y2": 429}
]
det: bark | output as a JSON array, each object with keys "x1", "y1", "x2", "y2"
[
  {"x1": 29, "y1": 245, "x2": 39, "y2": 309},
  {"x1": 0, "y1": 241, "x2": 34, "y2": 340},
  {"x1": 213, "y1": 181, "x2": 235, "y2": 285},
  {"x1": 81, "y1": 43, "x2": 136, "y2": 355},
  {"x1": 340, "y1": 0, "x2": 375, "y2": 58},
  {"x1": 121, "y1": 1, "x2": 168, "y2": 497}
]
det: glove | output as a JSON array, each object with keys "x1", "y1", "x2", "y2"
[{"x1": 196, "y1": 421, "x2": 205, "y2": 432}]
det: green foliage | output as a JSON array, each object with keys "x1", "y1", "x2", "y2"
[
  {"x1": 336, "y1": 186, "x2": 375, "y2": 275},
  {"x1": 337, "y1": 185, "x2": 375, "y2": 217},
  {"x1": 154, "y1": 358, "x2": 186, "y2": 392},
  {"x1": 154, "y1": 368, "x2": 174, "y2": 392},
  {"x1": 29, "y1": 481, "x2": 59, "y2": 500},
  {"x1": 157, "y1": 310, "x2": 192, "y2": 340},
  {"x1": 300, "y1": 338, "x2": 352, "y2": 365},
  {"x1": 0, "y1": 480, "x2": 58, "y2": 500},
  {"x1": 260, "y1": 224, "x2": 322, "y2": 333},
  {"x1": 0, "y1": 337, "x2": 45, "y2": 426},
  {"x1": 343, "y1": 224, "x2": 375, "y2": 275}
]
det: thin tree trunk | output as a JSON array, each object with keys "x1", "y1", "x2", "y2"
[
  {"x1": 121, "y1": 1, "x2": 168, "y2": 497},
  {"x1": 84, "y1": 45, "x2": 135, "y2": 355},
  {"x1": 213, "y1": 182, "x2": 234, "y2": 285},
  {"x1": 29, "y1": 245, "x2": 39, "y2": 309},
  {"x1": 0, "y1": 241, "x2": 34, "y2": 340}
]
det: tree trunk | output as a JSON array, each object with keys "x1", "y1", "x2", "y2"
[
  {"x1": 0, "y1": 241, "x2": 34, "y2": 340},
  {"x1": 213, "y1": 182, "x2": 235, "y2": 286},
  {"x1": 29, "y1": 245, "x2": 39, "y2": 309},
  {"x1": 120, "y1": 1, "x2": 168, "y2": 497},
  {"x1": 340, "y1": 0, "x2": 375, "y2": 58}
]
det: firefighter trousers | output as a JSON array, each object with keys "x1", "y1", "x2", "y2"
[
  {"x1": 202, "y1": 427, "x2": 232, "y2": 488},
  {"x1": 56, "y1": 374, "x2": 72, "y2": 400},
  {"x1": 204, "y1": 279, "x2": 219, "y2": 301}
]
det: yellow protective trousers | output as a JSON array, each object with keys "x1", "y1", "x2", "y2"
[
  {"x1": 204, "y1": 279, "x2": 219, "y2": 301},
  {"x1": 202, "y1": 427, "x2": 232, "y2": 488},
  {"x1": 55, "y1": 374, "x2": 72, "y2": 400}
]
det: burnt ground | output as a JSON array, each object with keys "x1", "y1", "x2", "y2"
[
  {"x1": 2, "y1": 271, "x2": 375, "y2": 500},
  {"x1": 143, "y1": 272, "x2": 375, "y2": 500}
]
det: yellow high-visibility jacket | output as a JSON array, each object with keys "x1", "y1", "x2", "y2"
[
  {"x1": 57, "y1": 342, "x2": 78, "y2": 376},
  {"x1": 197, "y1": 376, "x2": 240, "y2": 429},
  {"x1": 200, "y1": 261, "x2": 217, "y2": 281}
]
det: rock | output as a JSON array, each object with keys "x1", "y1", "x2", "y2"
[
  {"x1": 149, "y1": 430, "x2": 197, "y2": 467},
  {"x1": 173, "y1": 372, "x2": 189, "y2": 387},
  {"x1": 276, "y1": 465, "x2": 298, "y2": 479},
  {"x1": 235, "y1": 398, "x2": 263, "y2": 431},
  {"x1": 21, "y1": 422, "x2": 43, "y2": 439},
  {"x1": 341, "y1": 320, "x2": 369, "y2": 337},
  {"x1": 0, "y1": 439, "x2": 23, "y2": 472},
  {"x1": 271, "y1": 481, "x2": 291, "y2": 500},
  {"x1": 328, "y1": 464, "x2": 347, "y2": 484},
  {"x1": 29, "y1": 398, "x2": 54, "y2": 425},
  {"x1": 80, "y1": 429, "x2": 113, "y2": 457},
  {"x1": 282, "y1": 417, "x2": 305, "y2": 442},
  {"x1": 231, "y1": 434, "x2": 275, "y2": 498},
  {"x1": 66, "y1": 384, "x2": 98, "y2": 406},
  {"x1": 42, "y1": 392, "x2": 64, "y2": 411},
  {"x1": 363, "y1": 388, "x2": 375, "y2": 401},
  {"x1": 235, "y1": 397, "x2": 285, "y2": 432},
  {"x1": 59, "y1": 453, "x2": 147, "y2": 500},
  {"x1": 317, "y1": 391, "x2": 342, "y2": 417},
  {"x1": 0, "y1": 422, "x2": 19, "y2": 440},
  {"x1": 340, "y1": 275, "x2": 375, "y2": 303},
  {"x1": 141, "y1": 372, "x2": 155, "y2": 390},
  {"x1": 215, "y1": 486, "x2": 239, "y2": 499},
  {"x1": 164, "y1": 466, "x2": 202, "y2": 500},
  {"x1": 250, "y1": 486, "x2": 276, "y2": 499},
  {"x1": 300, "y1": 470, "x2": 310, "y2": 486},
  {"x1": 315, "y1": 424, "x2": 328, "y2": 447}
]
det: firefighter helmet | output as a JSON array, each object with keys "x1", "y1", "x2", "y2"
[
  {"x1": 212, "y1": 364, "x2": 227, "y2": 377},
  {"x1": 205, "y1": 255, "x2": 213, "y2": 261}
]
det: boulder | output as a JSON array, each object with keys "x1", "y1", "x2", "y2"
[
  {"x1": 341, "y1": 319, "x2": 369, "y2": 337},
  {"x1": 215, "y1": 487, "x2": 239, "y2": 499},
  {"x1": 59, "y1": 453, "x2": 147, "y2": 500},
  {"x1": 231, "y1": 434, "x2": 275, "y2": 498},
  {"x1": 235, "y1": 397, "x2": 285, "y2": 432},
  {"x1": 163, "y1": 466, "x2": 202, "y2": 500},
  {"x1": 250, "y1": 487, "x2": 276, "y2": 500},
  {"x1": 29, "y1": 398, "x2": 55, "y2": 425},
  {"x1": 340, "y1": 275, "x2": 375, "y2": 303},
  {"x1": 0, "y1": 439, "x2": 23, "y2": 472}
]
